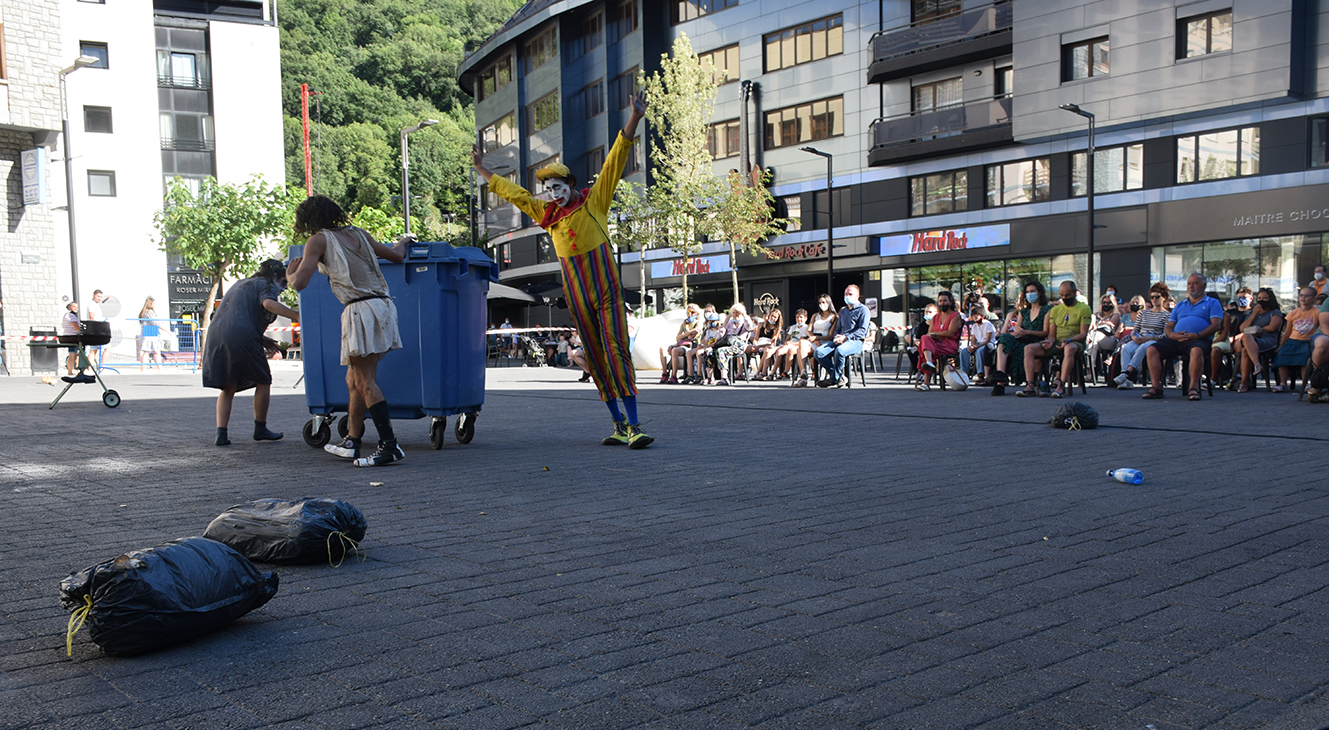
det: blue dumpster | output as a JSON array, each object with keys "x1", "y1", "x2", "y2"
[{"x1": 291, "y1": 241, "x2": 499, "y2": 449}]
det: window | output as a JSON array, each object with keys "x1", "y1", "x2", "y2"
[
  {"x1": 159, "y1": 112, "x2": 215, "y2": 150},
  {"x1": 1072, "y1": 144, "x2": 1144, "y2": 196},
  {"x1": 480, "y1": 112, "x2": 516, "y2": 154},
  {"x1": 707, "y1": 119, "x2": 741, "y2": 159},
  {"x1": 585, "y1": 147, "x2": 605, "y2": 181},
  {"x1": 672, "y1": 0, "x2": 737, "y2": 25},
  {"x1": 610, "y1": 1, "x2": 639, "y2": 42},
  {"x1": 610, "y1": 67, "x2": 639, "y2": 110},
  {"x1": 764, "y1": 15, "x2": 843, "y2": 72},
  {"x1": 910, "y1": 170, "x2": 968, "y2": 216},
  {"x1": 482, "y1": 173, "x2": 514, "y2": 209},
  {"x1": 782, "y1": 196, "x2": 802, "y2": 231},
  {"x1": 699, "y1": 44, "x2": 740, "y2": 86},
  {"x1": 156, "y1": 50, "x2": 210, "y2": 88},
  {"x1": 764, "y1": 97, "x2": 843, "y2": 149},
  {"x1": 1062, "y1": 37, "x2": 1108, "y2": 81},
  {"x1": 1177, "y1": 127, "x2": 1259, "y2": 182},
  {"x1": 912, "y1": 0, "x2": 961, "y2": 25},
  {"x1": 528, "y1": 92, "x2": 560, "y2": 131},
  {"x1": 80, "y1": 41, "x2": 109, "y2": 69},
  {"x1": 912, "y1": 77, "x2": 963, "y2": 113},
  {"x1": 582, "y1": 79, "x2": 604, "y2": 119},
  {"x1": 577, "y1": 13, "x2": 603, "y2": 57},
  {"x1": 477, "y1": 53, "x2": 513, "y2": 101},
  {"x1": 995, "y1": 66, "x2": 1013, "y2": 98},
  {"x1": 1311, "y1": 118, "x2": 1329, "y2": 168},
  {"x1": 88, "y1": 170, "x2": 117, "y2": 196},
  {"x1": 625, "y1": 137, "x2": 643, "y2": 174},
  {"x1": 84, "y1": 106, "x2": 113, "y2": 134},
  {"x1": 529, "y1": 155, "x2": 560, "y2": 189},
  {"x1": 524, "y1": 26, "x2": 558, "y2": 74},
  {"x1": 985, "y1": 158, "x2": 1051, "y2": 206},
  {"x1": 1179, "y1": 10, "x2": 1232, "y2": 59}
]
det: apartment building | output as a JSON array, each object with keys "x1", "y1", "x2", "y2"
[{"x1": 461, "y1": 0, "x2": 1329, "y2": 328}]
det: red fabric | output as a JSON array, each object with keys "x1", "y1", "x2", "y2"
[{"x1": 920, "y1": 311, "x2": 960, "y2": 356}]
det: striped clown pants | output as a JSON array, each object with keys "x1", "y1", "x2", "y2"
[{"x1": 561, "y1": 242, "x2": 638, "y2": 402}]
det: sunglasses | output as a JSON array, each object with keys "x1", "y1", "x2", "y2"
[{"x1": 1150, "y1": 295, "x2": 1163, "y2": 299}]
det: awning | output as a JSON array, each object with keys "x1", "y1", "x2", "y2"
[{"x1": 487, "y1": 283, "x2": 539, "y2": 302}]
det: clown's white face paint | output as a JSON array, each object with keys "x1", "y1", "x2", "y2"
[{"x1": 547, "y1": 179, "x2": 575, "y2": 207}]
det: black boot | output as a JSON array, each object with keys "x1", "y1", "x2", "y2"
[
  {"x1": 253, "y1": 421, "x2": 283, "y2": 441},
  {"x1": 215, "y1": 427, "x2": 231, "y2": 446}
]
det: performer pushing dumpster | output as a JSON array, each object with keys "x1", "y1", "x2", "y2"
[
  {"x1": 286, "y1": 196, "x2": 409, "y2": 467},
  {"x1": 472, "y1": 93, "x2": 654, "y2": 449}
]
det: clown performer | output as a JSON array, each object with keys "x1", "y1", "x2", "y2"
[{"x1": 472, "y1": 94, "x2": 653, "y2": 449}]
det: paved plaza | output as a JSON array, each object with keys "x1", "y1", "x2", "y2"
[{"x1": 1, "y1": 362, "x2": 1328, "y2": 730}]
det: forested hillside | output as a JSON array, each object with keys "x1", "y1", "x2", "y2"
[{"x1": 277, "y1": 0, "x2": 522, "y2": 238}]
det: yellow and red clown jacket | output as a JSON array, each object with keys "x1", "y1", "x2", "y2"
[{"x1": 487, "y1": 132, "x2": 635, "y2": 259}]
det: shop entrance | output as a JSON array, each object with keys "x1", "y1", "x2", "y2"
[{"x1": 788, "y1": 272, "x2": 864, "y2": 316}]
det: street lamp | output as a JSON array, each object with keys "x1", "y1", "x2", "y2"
[
  {"x1": 800, "y1": 146, "x2": 834, "y2": 296},
  {"x1": 400, "y1": 119, "x2": 439, "y2": 235},
  {"x1": 59, "y1": 55, "x2": 100, "y2": 306},
  {"x1": 1060, "y1": 103, "x2": 1097, "y2": 300}
]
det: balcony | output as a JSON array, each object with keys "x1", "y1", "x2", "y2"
[
  {"x1": 868, "y1": 96, "x2": 1011, "y2": 166},
  {"x1": 158, "y1": 74, "x2": 211, "y2": 90},
  {"x1": 867, "y1": 2, "x2": 1012, "y2": 84},
  {"x1": 161, "y1": 138, "x2": 216, "y2": 152}
]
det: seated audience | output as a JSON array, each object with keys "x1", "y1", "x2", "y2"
[
  {"x1": 1310, "y1": 290, "x2": 1329, "y2": 400},
  {"x1": 660, "y1": 303, "x2": 703, "y2": 383},
  {"x1": 569, "y1": 331, "x2": 591, "y2": 383},
  {"x1": 1018, "y1": 280, "x2": 1090, "y2": 399},
  {"x1": 751, "y1": 309, "x2": 785, "y2": 380},
  {"x1": 801, "y1": 294, "x2": 839, "y2": 387},
  {"x1": 1143, "y1": 273, "x2": 1223, "y2": 400},
  {"x1": 773, "y1": 309, "x2": 810, "y2": 384},
  {"x1": 1086, "y1": 294, "x2": 1123, "y2": 372},
  {"x1": 814, "y1": 284, "x2": 869, "y2": 388},
  {"x1": 1271, "y1": 287, "x2": 1318, "y2": 392},
  {"x1": 1114, "y1": 287, "x2": 1170, "y2": 388},
  {"x1": 684, "y1": 311, "x2": 724, "y2": 384},
  {"x1": 914, "y1": 291, "x2": 962, "y2": 391},
  {"x1": 960, "y1": 305, "x2": 997, "y2": 385},
  {"x1": 990, "y1": 281, "x2": 1049, "y2": 396},
  {"x1": 711, "y1": 303, "x2": 754, "y2": 386},
  {"x1": 1235, "y1": 288, "x2": 1285, "y2": 392},
  {"x1": 1213, "y1": 286, "x2": 1254, "y2": 388}
]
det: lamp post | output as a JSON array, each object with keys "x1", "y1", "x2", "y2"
[
  {"x1": 400, "y1": 119, "x2": 439, "y2": 235},
  {"x1": 800, "y1": 146, "x2": 834, "y2": 296},
  {"x1": 59, "y1": 55, "x2": 100, "y2": 306},
  {"x1": 1060, "y1": 103, "x2": 1096, "y2": 300}
]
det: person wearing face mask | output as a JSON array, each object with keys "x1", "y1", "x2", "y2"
[
  {"x1": 1114, "y1": 292, "x2": 1167, "y2": 389},
  {"x1": 914, "y1": 290, "x2": 963, "y2": 391},
  {"x1": 1234, "y1": 287, "x2": 1284, "y2": 392},
  {"x1": 1311, "y1": 264, "x2": 1327, "y2": 297},
  {"x1": 1019, "y1": 281, "x2": 1090, "y2": 398},
  {"x1": 772, "y1": 309, "x2": 811, "y2": 383},
  {"x1": 1086, "y1": 295, "x2": 1123, "y2": 377},
  {"x1": 686, "y1": 310, "x2": 725, "y2": 384},
  {"x1": 801, "y1": 294, "x2": 839, "y2": 386},
  {"x1": 990, "y1": 281, "x2": 1049, "y2": 396},
  {"x1": 812, "y1": 285, "x2": 869, "y2": 388},
  {"x1": 660, "y1": 303, "x2": 702, "y2": 383},
  {"x1": 473, "y1": 94, "x2": 652, "y2": 448}
]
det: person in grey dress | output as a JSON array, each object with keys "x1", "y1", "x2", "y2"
[
  {"x1": 1234, "y1": 287, "x2": 1285, "y2": 392},
  {"x1": 201, "y1": 259, "x2": 300, "y2": 445}
]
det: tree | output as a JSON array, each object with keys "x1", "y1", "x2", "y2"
[
  {"x1": 611, "y1": 181, "x2": 664, "y2": 317},
  {"x1": 154, "y1": 176, "x2": 294, "y2": 334},
  {"x1": 640, "y1": 34, "x2": 721, "y2": 305},
  {"x1": 706, "y1": 169, "x2": 788, "y2": 304}
]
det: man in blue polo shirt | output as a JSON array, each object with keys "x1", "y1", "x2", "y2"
[{"x1": 1143, "y1": 273, "x2": 1223, "y2": 400}]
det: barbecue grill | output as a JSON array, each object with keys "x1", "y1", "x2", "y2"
[{"x1": 48, "y1": 321, "x2": 120, "y2": 409}]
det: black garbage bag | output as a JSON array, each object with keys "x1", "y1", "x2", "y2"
[
  {"x1": 60, "y1": 536, "x2": 279, "y2": 657},
  {"x1": 203, "y1": 498, "x2": 367, "y2": 565},
  {"x1": 1049, "y1": 401, "x2": 1099, "y2": 430}
]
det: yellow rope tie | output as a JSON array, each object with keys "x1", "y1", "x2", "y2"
[
  {"x1": 66, "y1": 595, "x2": 92, "y2": 657},
  {"x1": 1067, "y1": 416, "x2": 1081, "y2": 431},
  {"x1": 326, "y1": 531, "x2": 364, "y2": 568}
]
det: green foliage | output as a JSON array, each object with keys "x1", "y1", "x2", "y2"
[
  {"x1": 705, "y1": 170, "x2": 789, "y2": 302},
  {"x1": 154, "y1": 176, "x2": 293, "y2": 331},
  {"x1": 278, "y1": 0, "x2": 521, "y2": 238}
]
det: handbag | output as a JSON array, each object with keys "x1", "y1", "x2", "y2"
[{"x1": 942, "y1": 364, "x2": 970, "y2": 391}]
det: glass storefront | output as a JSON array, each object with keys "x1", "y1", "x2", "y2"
[
  {"x1": 1151, "y1": 234, "x2": 1323, "y2": 307},
  {"x1": 884, "y1": 253, "x2": 1088, "y2": 326}
]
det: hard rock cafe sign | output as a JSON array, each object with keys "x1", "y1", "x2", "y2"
[
  {"x1": 761, "y1": 241, "x2": 826, "y2": 261},
  {"x1": 753, "y1": 292, "x2": 781, "y2": 314},
  {"x1": 876, "y1": 223, "x2": 1010, "y2": 257}
]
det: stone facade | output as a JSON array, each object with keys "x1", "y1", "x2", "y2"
[{"x1": 0, "y1": 0, "x2": 64, "y2": 375}]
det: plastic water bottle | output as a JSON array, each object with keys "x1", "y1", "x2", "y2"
[{"x1": 1108, "y1": 468, "x2": 1143, "y2": 484}]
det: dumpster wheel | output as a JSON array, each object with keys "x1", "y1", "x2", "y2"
[
  {"x1": 429, "y1": 417, "x2": 445, "y2": 450},
  {"x1": 455, "y1": 412, "x2": 476, "y2": 444},
  {"x1": 302, "y1": 418, "x2": 331, "y2": 448},
  {"x1": 337, "y1": 415, "x2": 351, "y2": 439}
]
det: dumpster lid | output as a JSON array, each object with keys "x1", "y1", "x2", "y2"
[{"x1": 287, "y1": 241, "x2": 500, "y2": 283}]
